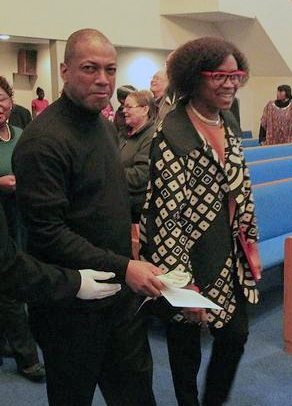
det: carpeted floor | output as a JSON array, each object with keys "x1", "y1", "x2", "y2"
[{"x1": 1, "y1": 274, "x2": 291, "y2": 406}]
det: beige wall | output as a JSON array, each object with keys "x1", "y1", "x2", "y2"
[
  {"x1": 1, "y1": 0, "x2": 166, "y2": 49},
  {"x1": 240, "y1": 77, "x2": 292, "y2": 137},
  {"x1": 2, "y1": 38, "x2": 292, "y2": 135},
  {"x1": 2, "y1": 0, "x2": 230, "y2": 50},
  {"x1": 1, "y1": 0, "x2": 292, "y2": 134},
  {"x1": 0, "y1": 42, "x2": 52, "y2": 112},
  {"x1": 0, "y1": 40, "x2": 169, "y2": 111},
  {"x1": 219, "y1": 0, "x2": 292, "y2": 68}
]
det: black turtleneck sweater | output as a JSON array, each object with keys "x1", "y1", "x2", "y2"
[{"x1": 12, "y1": 93, "x2": 131, "y2": 291}]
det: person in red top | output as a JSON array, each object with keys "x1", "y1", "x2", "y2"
[{"x1": 31, "y1": 87, "x2": 49, "y2": 119}]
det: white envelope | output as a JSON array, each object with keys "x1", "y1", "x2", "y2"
[{"x1": 161, "y1": 286, "x2": 222, "y2": 310}]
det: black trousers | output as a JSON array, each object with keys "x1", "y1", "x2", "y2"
[
  {"x1": 0, "y1": 294, "x2": 39, "y2": 369},
  {"x1": 29, "y1": 292, "x2": 157, "y2": 406},
  {"x1": 165, "y1": 286, "x2": 249, "y2": 406}
]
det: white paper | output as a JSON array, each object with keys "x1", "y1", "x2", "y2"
[
  {"x1": 136, "y1": 296, "x2": 153, "y2": 313},
  {"x1": 161, "y1": 286, "x2": 222, "y2": 310},
  {"x1": 157, "y1": 270, "x2": 192, "y2": 288}
]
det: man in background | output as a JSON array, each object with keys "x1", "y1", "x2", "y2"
[{"x1": 150, "y1": 70, "x2": 169, "y2": 115}]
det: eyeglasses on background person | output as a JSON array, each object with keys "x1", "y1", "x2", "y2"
[{"x1": 123, "y1": 104, "x2": 142, "y2": 110}]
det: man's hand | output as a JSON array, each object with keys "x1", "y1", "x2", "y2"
[
  {"x1": 77, "y1": 270, "x2": 121, "y2": 300},
  {"x1": 125, "y1": 260, "x2": 164, "y2": 297}
]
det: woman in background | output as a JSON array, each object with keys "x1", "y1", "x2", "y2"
[
  {"x1": 0, "y1": 76, "x2": 46, "y2": 381},
  {"x1": 114, "y1": 85, "x2": 137, "y2": 137},
  {"x1": 120, "y1": 89, "x2": 156, "y2": 223},
  {"x1": 140, "y1": 37, "x2": 261, "y2": 406},
  {"x1": 259, "y1": 84, "x2": 292, "y2": 145},
  {"x1": 31, "y1": 87, "x2": 49, "y2": 119}
]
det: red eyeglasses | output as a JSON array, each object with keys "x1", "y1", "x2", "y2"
[{"x1": 201, "y1": 70, "x2": 247, "y2": 85}]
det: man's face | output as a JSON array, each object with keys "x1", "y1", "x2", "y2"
[
  {"x1": 150, "y1": 72, "x2": 168, "y2": 99},
  {"x1": 60, "y1": 39, "x2": 117, "y2": 112}
]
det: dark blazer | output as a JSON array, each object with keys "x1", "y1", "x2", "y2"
[{"x1": 0, "y1": 202, "x2": 80, "y2": 303}]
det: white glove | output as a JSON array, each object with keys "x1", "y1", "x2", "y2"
[
  {"x1": 77, "y1": 269, "x2": 121, "y2": 300},
  {"x1": 157, "y1": 270, "x2": 192, "y2": 288}
]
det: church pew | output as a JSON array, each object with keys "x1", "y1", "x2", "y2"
[
  {"x1": 248, "y1": 156, "x2": 292, "y2": 185},
  {"x1": 245, "y1": 143, "x2": 292, "y2": 162}
]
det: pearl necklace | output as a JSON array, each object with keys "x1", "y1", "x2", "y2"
[
  {"x1": 190, "y1": 103, "x2": 222, "y2": 127},
  {"x1": 0, "y1": 124, "x2": 11, "y2": 142}
]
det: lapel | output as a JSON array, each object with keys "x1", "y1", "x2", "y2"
[
  {"x1": 223, "y1": 115, "x2": 246, "y2": 211},
  {"x1": 161, "y1": 103, "x2": 246, "y2": 210}
]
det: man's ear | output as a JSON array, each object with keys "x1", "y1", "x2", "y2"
[{"x1": 60, "y1": 62, "x2": 68, "y2": 83}]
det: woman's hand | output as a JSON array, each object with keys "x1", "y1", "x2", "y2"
[
  {"x1": 181, "y1": 307, "x2": 208, "y2": 325},
  {"x1": 181, "y1": 283, "x2": 208, "y2": 325},
  {"x1": 0, "y1": 175, "x2": 16, "y2": 191}
]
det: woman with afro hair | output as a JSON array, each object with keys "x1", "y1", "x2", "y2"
[{"x1": 140, "y1": 37, "x2": 261, "y2": 406}]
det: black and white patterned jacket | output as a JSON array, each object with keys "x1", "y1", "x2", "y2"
[{"x1": 140, "y1": 102, "x2": 259, "y2": 328}]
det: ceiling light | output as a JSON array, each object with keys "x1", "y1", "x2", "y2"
[{"x1": 0, "y1": 34, "x2": 10, "y2": 40}]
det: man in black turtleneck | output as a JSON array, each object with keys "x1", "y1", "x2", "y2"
[
  {"x1": 12, "y1": 29, "x2": 164, "y2": 406},
  {"x1": 259, "y1": 84, "x2": 292, "y2": 145}
]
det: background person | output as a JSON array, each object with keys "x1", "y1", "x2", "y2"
[
  {"x1": 13, "y1": 28, "x2": 164, "y2": 406},
  {"x1": 150, "y1": 69, "x2": 169, "y2": 115},
  {"x1": 140, "y1": 37, "x2": 261, "y2": 406},
  {"x1": 101, "y1": 102, "x2": 115, "y2": 122},
  {"x1": 0, "y1": 76, "x2": 45, "y2": 382},
  {"x1": 0, "y1": 199, "x2": 122, "y2": 366},
  {"x1": 259, "y1": 84, "x2": 292, "y2": 145},
  {"x1": 114, "y1": 84, "x2": 136, "y2": 136},
  {"x1": 31, "y1": 87, "x2": 49, "y2": 119},
  {"x1": 120, "y1": 89, "x2": 156, "y2": 223},
  {"x1": 9, "y1": 104, "x2": 32, "y2": 130}
]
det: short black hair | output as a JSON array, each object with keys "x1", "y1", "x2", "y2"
[
  {"x1": 167, "y1": 36, "x2": 249, "y2": 103},
  {"x1": 36, "y1": 87, "x2": 44, "y2": 95},
  {"x1": 117, "y1": 85, "x2": 136, "y2": 103},
  {"x1": 277, "y1": 85, "x2": 291, "y2": 99},
  {"x1": 64, "y1": 28, "x2": 113, "y2": 65}
]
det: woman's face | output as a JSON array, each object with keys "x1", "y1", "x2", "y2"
[
  {"x1": 277, "y1": 90, "x2": 288, "y2": 102},
  {"x1": 194, "y1": 54, "x2": 240, "y2": 115},
  {"x1": 0, "y1": 87, "x2": 12, "y2": 125},
  {"x1": 123, "y1": 95, "x2": 148, "y2": 128}
]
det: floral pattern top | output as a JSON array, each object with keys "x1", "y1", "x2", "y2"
[{"x1": 261, "y1": 100, "x2": 292, "y2": 145}]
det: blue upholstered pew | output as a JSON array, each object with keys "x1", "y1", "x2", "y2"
[
  {"x1": 241, "y1": 130, "x2": 253, "y2": 139},
  {"x1": 242, "y1": 138, "x2": 259, "y2": 148},
  {"x1": 248, "y1": 157, "x2": 292, "y2": 185},
  {"x1": 245, "y1": 143, "x2": 292, "y2": 163},
  {"x1": 253, "y1": 179, "x2": 292, "y2": 271}
]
